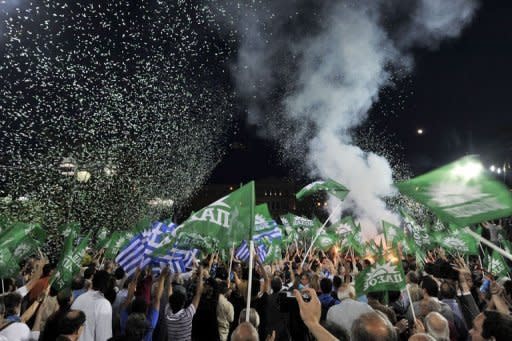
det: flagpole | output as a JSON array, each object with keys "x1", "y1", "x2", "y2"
[
  {"x1": 405, "y1": 285, "x2": 416, "y2": 323},
  {"x1": 301, "y1": 203, "x2": 342, "y2": 268},
  {"x1": 246, "y1": 240, "x2": 255, "y2": 322},
  {"x1": 228, "y1": 242, "x2": 235, "y2": 281},
  {"x1": 464, "y1": 227, "x2": 512, "y2": 262}
]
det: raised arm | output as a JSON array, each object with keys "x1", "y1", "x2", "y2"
[
  {"x1": 153, "y1": 267, "x2": 169, "y2": 310},
  {"x1": 191, "y1": 266, "x2": 205, "y2": 309},
  {"x1": 294, "y1": 288, "x2": 338, "y2": 341},
  {"x1": 122, "y1": 267, "x2": 141, "y2": 310}
]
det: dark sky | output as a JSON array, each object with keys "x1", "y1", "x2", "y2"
[{"x1": 209, "y1": 0, "x2": 512, "y2": 184}]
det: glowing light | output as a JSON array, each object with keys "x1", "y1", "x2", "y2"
[
  {"x1": 417, "y1": 128, "x2": 424, "y2": 135},
  {"x1": 490, "y1": 165, "x2": 496, "y2": 172},
  {"x1": 452, "y1": 161, "x2": 483, "y2": 180},
  {"x1": 75, "y1": 170, "x2": 91, "y2": 183},
  {"x1": 497, "y1": 168, "x2": 502, "y2": 175}
]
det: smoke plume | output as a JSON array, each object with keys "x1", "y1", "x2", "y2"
[{"x1": 221, "y1": 0, "x2": 479, "y2": 238}]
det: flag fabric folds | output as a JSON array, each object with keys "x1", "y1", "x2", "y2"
[
  {"x1": 396, "y1": 156, "x2": 512, "y2": 226},
  {"x1": 355, "y1": 258, "x2": 406, "y2": 295},
  {"x1": 296, "y1": 179, "x2": 349, "y2": 201},
  {"x1": 174, "y1": 181, "x2": 255, "y2": 252},
  {"x1": 115, "y1": 222, "x2": 198, "y2": 276}
]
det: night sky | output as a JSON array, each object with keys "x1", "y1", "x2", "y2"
[{"x1": 209, "y1": 0, "x2": 512, "y2": 184}]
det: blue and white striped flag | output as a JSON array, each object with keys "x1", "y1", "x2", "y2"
[
  {"x1": 235, "y1": 217, "x2": 282, "y2": 263},
  {"x1": 116, "y1": 222, "x2": 198, "y2": 276}
]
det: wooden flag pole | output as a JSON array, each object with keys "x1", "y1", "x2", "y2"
[
  {"x1": 245, "y1": 240, "x2": 255, "y2": 322},
  {"x1": 464, "y1": 227, "x2": 512, "y2": 262},
  {"x1": 301, "y1": 202, "x2": 343, "y2": 268}
]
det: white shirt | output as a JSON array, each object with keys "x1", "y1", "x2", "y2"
[
  {"x1": 71, "y1": 290, "x2": 112, "y2": 341},
  {"x1": 326, "y1": 299, "x2": 374, "y2": 339},
  {"x1": 0, "y1": 322, "x2": 34, "y2": 341}
]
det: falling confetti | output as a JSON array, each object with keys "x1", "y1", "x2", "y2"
[{"x1": 0, "y1": 1, "x2": 236, "y2": 239}]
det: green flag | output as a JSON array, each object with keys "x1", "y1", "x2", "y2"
[
  {"x1": 0, "y1": 248, "x2": 20, "y2": 278},
  {"x1": 396, "y1": 156, "x2": 512, "y2": 226},
  {"x1": 382, "y1": 220, "x2": 405, "y2": 245},
  {"x1": 433, "y1": 229, "x2": 479, "y2": 255},
  {"x1": 59, "y1": 222, "x2": 80, "y2": 239},
  {"x1": 355, "y1": 258, "x2": 406, "y2": 295},
  {"x1": 261, "y1": 238, "x2": 283, "y2": 264},
  {"x1": 314, "y1": 231, "x2": 339, "y2": 251},
  {"x1": 52, "y1": 236, "x2": 89, "y2": 290},
  {"x1": 399, "y1": 208, "x2": 431, "y2": 249},
  {"x1": 254, "y1": 204, "x2": 277, "y2": 234},
  {"x1": 103, "y1": 232, "x2": 131, "y2": 260},
  {"x1": 296, "y1": 179, "x2": 349, "y2": 201},
  {"x1": 0, "y1": 221, "x2": 36, "y2": 250},
  {"x1": 12, "y1": 238, "x2": 40, "y2": 261},
  {"x1": 485, "y1": 250, "x2": 509, "y2": 278},
  {"x1": 175, "y1": 181, "x2": 255, "y2": 252},
  {"x1": 95, "y1": 227, "x2": 110, "y2": 249},
  {"x1": 332, "y1": 216, "x2": 358, "y2": 238},
  {"x1": 344, "y1": 223, "x2": 365, "y2": 256}
]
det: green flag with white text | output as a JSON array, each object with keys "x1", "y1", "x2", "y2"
[
  {"x1": 332, "y1": 216, "x2": 358, "y2": 238},
  {"x1": 399, "y1": 208, "x2": 431, "y2": 249},
  {"x1": 355, "y1": 258, "x2": 406, "y2": 295},
  {"x1": 296, "y1": 179, "x2": 349, "y2": 201},
  {"x1": 382, "y1": 220, "x2": 405, "y2": 246},
  {"x1": 175, "y1": 181, "x2": 255, "y2": 252},
  {"x1": 433, "y1": 229, "x2": 479, "y2": 255},
  {"x1": 485, "y1": 250, "x2": 509, "y2": 278},
  {"x1": 396, "y1": 156, "x2": 512, "y2": 226},
  {"x1": 52, "y1": 236, "x2": 89, "y2": 290}
]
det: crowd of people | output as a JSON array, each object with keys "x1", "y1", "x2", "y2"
[{"x1": 1, "y1": 238, "x2": 512, "y2": 341}]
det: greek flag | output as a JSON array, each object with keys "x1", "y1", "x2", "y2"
[
  {"x1": 116, "y1": 222, "x2": 197, "y2": 276},
  {"x1": 235, "y1": 241, "x2": 269, "y2": 263},
  {"x1": 235, "y1": 218, "x2": 281, "y2": 263}
]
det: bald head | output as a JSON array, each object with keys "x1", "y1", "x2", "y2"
[
  {"x1": 351, "y1": 311, "x2": 397, "y2": 341},
  {"x1": 408, "y1": 333, "x2": 436, "y2": 341},
  {"x1": 231, "y1": 322, "x2": 259, "y2": 341},
  {"x1": 425, "y1": 312, "x2": 449, "y2": 341}
]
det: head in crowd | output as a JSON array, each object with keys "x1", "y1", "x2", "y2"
[
  {"x1": 439, "y1": 281, "x2": 456, "y2": 300},
  {"x1": 114, "y1": 267, "x2": 125, "y2": 281},
  {"x1": 169, "y1": 289, "x2": 187, "y2": 313},
  {"x1": 322, "y1": 320, "x2": 349, "y2": 341},
  {"x1": 320, "y1": 277, "x2": 333, "y2": 295},
  {"x1": 351, "y1": 311, "x2": 397, "y2": 341},
  {"x1": 366, "y1": 291, "x2": 384, "y2": 303},
  {"x1": 419, "y1": 298, "x2": 441, "y2": 319},
  {"x1": 84, "y1": 266, "x2": 95, "y2": 280},
  {"x1": 231, "y1": 321, "x2": 259, "y2": 341},
  {"x1": 4, "y1": 292, "x2": 22, "y2": 317},
  {"x1": 42, "y1": 263, "x2": 55, "y2": 277},
  {"x1": 409, "y1": 285, "x2": 424, "y2": 302},
  {"x1": 0, "y1": 278, "x2": 15, "y2": 294},
  {"x1": 271, "y1": 276, "x2": 282, "y2": 293},
  {"x1": 57, "y1": 288, "x2": 73, "y2": 310},
  {"x1": 92, "y1": 270, "x2": 110, "y2": 294},
  {"x1": 387, "y1": 290, "x2": 401, "y2": 304},
  {"x1": 238, "y1": 308, "x2": 260, "y2": 328},
  {"x1": 125, "y1": 313, "x2": 150, "y2": 341},
  {"x1": 332, "y1": 275, "x2": 343, "y2": 291},
  {"x1": 71, "y1": 275, "x2": 85, "y2": 291},
  {"x1": 408, "y1": 333, "x2": 436, "y2": 341},
  {"x1": 407, "y1": 271, "x2": 420, "y2": 285},
  {"x1": 425, "y1": 312, "x2": 450, "y2": 341},
  {"x1": 57, "y1": 310, "x2": 86, "y2": 339},
  {"x1": 421, "y1": 276, "x2": 439, "y2": 298},
  {"x1": 337, "y1": 283, "x2": 355, "y2": 300},
  {"x1": 310, "y1": 274, "x2": 321, "y2": 292},
  {"x1": 131, "y1": 296, "x2": 148, "y2": 315},
  {"x1": 299, "y1": 272, "x2": 311, "y2": 289},
  {"x1": 470, "y1": 310, "x2": 512, "y2": 341}
]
